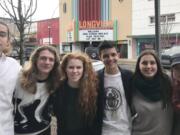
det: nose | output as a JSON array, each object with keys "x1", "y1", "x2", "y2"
[
  {"x1": 107, "y1": 55, "x2": 114, "y2": 61},
  {"x1": 44, "y1": 58, "x2": 51, "y2": 64},
  {"x1": 146, "y1": 63, "x2": 151, "y2": 68},
  {"x1": 72, "y1": 68, "x2": 78, "y2": 72}
]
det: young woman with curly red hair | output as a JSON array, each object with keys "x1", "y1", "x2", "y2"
[{"x1": 52, "y1": 52, "x2": 101, "y2": 135}]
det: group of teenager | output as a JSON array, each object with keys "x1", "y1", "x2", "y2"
[{"x1": 1, "y1": 21, "x2": 180, "y2": 135}]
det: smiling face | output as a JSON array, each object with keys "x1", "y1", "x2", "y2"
[
  {"x1": 139, "y1": 54, "x2": 158, "y2": 79},
  {"x1": 36, "y1": 49, "x2": 55, "y2": 79},
  {"x1": 0, "y1": 23, "x2": 9, "y2": 54},
  {"x1": 99, "y1": 47, "x2": 119, "y2": 73},
  {"x1": 66, "y1": 58, "x2": 84, "y2": 87}
]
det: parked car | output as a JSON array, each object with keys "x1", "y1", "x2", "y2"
[
  {"x1": 24, "y1": 47, "x2": 34, "y2": 60},
  {"x1": 10, "y1": 49, "x2": 19, "y2": 59},
  {"x1": 161, "y1": 45, "x2": 180, "y2": 68},
  {"x1": 85, "y1": 47, "x2": 99, "y2": 60},
  {"x1": 92, "y1": 59, "x2": 104, "y2": 71}
]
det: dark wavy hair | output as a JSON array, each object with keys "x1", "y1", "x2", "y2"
[
  {"x1": 60, "y1": 52, "x2": 98, "y2": 118},
  {"x1": 20, "y1": 45, "x2": 60, "y2": 94},
  {"x1": 134, "y1": 49, "x2": 172, "y2": 107}
]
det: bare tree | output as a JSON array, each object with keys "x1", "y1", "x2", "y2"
[{"x1": 0, "y1": 0, "x2": 37, "y2": 65}]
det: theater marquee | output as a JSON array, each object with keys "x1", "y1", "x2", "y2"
[
  {"x1": 79, "y1": 29, "x2": 113, "y2": 41},
  {"x1": 66, "y1": 20, "x2": 116, "y2": 42}
]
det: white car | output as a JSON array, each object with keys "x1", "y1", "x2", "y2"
[{"x1": 92, "y1": 60, "x2": 104, "y2": 71}]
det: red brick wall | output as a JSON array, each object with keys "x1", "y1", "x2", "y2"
[{"x1": 37, "y1": 18, "x2": 59, "y2": 45}]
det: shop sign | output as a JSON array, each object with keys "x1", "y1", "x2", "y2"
[
  {"x1": 42, "y1": 38, "x2": 52, "y2": 45},
  {"x1": 79, "y1": 20, "x2": 113, "y2": 29},
  {"x1": 67, "y1": 31, "x2": 74, "y2": 42},
  {"x1": 79, "y1": 29, "x2": 113, "y2": 41}
]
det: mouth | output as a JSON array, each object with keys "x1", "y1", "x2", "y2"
[
  {"x1": 145, "y1": 71, "x2": 154, "y2": 75},
  {"x1": 105, "y1": 61, "x2": 115, "y2": 65},
  {"x1": 71, "y1": 75, "x2": 80, "y2": 78},
  {"x1": 41, "y1": 66, "x2": 52, "y2": 71},
  {"x1": 71, "y1": 74, "x2": 81, "y2": 79}
]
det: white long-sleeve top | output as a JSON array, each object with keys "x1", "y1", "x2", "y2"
[{"x1": 0, "y1": 54, "x2": 21, "y2": 135}]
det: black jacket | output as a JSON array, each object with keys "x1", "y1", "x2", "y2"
[
  {"x1": 97, "y1": 67, "x2": 133, "y2": 134},
  {"x1": 51, "y1": 81, "x2": 102, "y2": 135}
]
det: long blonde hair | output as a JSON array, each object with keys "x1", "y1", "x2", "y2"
[
  {"x1": 60, "y1": 52, "x2": 98, "y2": 117},
  {"x1": 20, "y1": 45, "x2": 60, "y2": 94}
]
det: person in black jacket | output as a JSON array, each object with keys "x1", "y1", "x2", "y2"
[
  {"x1": 52, "y1": 52, "x2": 101, "y2": 135},
  {"x1": 97, "y1": 41, "x2": 133, "y2": 135}
]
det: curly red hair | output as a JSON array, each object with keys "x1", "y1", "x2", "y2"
[{"x1": 60, "y1": 52, "x2": 98, "y2": 118}]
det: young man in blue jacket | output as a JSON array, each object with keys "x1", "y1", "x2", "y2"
[{"x1": 97, "y1": 41, "x2": 133, "y2": 135}]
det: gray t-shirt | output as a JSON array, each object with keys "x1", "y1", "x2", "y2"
[
  {"x1": 132, "y1": 90, "x2": 173, "y2": 135},
  {"x1": 102, "y1": 72, "x2": 132, "y2": 135}
]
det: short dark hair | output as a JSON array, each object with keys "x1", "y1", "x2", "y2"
[{"x1": 98, "y1": 40, "x2": 117, "y2": 55}]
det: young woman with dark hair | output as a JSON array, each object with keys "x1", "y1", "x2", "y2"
[{"x1": 131, "y1": 50, "x2": 173, "y2": 135}]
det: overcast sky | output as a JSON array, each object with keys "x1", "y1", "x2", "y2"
[
  {"x1": 0, "y1": 0, "x2": 59, "y2": 21},
  {"x1": 34, "y1": 0, "x2": 59, "y2": 20}
]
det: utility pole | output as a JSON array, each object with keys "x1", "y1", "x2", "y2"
[
  {"x1": 154, "y1": 0, "x2": 161, "y2": 57},
  {"x1": 48, "y1": 25, "x2": 51, "y2": 45}
]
